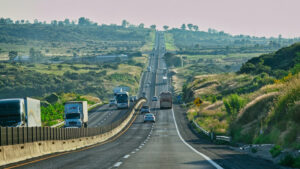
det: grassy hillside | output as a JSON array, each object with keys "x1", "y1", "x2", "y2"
[
  {"x1": 174, "y1": 43, "x2": 300, "y2": 151},
  {"x1": 0, "y1": 55, "x2": 146, "y2": 100},
  {"x1": 0, "y1": 21, "x2": 154, "y2": 60}
]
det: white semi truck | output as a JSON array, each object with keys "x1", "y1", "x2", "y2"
[
  {"x1": 64, "y1": 101, "x2": 88, "y2": 128},
  {"x1": 0, "y1": 97, "x2": 41, "y2": 127}
]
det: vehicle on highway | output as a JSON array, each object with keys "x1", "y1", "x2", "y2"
[
  {"x1": 0, "y1": 97, "x2": 41, "y2": 127},
  {"x1": 147, "y1": 66, "x2": 152, "y2": 72},
  {"x1": 109, "y1": 99, "x2": 117, "y2": 107},
  {"x1": 130, "y1": 96, "x2": 137, "y2": 102},
  {"x1": 141, "y1": 105, "x2": 150, "y2": 114},
  {"x1": 160, "y1": 91, "x2": 172, "y2": 109},
  {"x1": 116, "y1": 91, "x2": 130, "y2": 109},
  {"x1": 152, "y1": 96, "x2": 158, "y2": 101},
  {"x1": 163, "y1": 76, "x2": 167, "y2": 83},
  {"x1": 143, "y1": 113, "x2": 155, "y2": 123},
  {"x1": 142, "y1": 91, "x2": 146, "y2": 97},
  {"x1": 162, "y1": 68, "x2": 167, "y2": 74},
  {"x1": 64, "y1": 101, "x2": 88, "y2": 128}
]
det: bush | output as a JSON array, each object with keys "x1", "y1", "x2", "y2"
[
  {"x1": 41, "y1": 103, "x2": 64, "y2": 126},
  {"x1": 270, "y1": 145, "x2": 282, "y2": 158},
  {"x1": 223, "y1": 94, "x2": 246, "y2": 117},
  {"x1": 279, "y1": 154, "x2": 300, "y2": 168}
]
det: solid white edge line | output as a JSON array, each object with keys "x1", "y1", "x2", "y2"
[
  {"x1": 171, "y1": 108, "x2": 223, "y2": 169},
  {"x1": 113, "y1": 162, "x2": 122, "y2": 167}
]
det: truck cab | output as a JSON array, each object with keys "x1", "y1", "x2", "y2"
[
  {"x1": 64, "y1": 101, "x2": 88, "y2": 128},
  {"x1": 0, "y1": 98, "x2": 41, "y2": 127}
]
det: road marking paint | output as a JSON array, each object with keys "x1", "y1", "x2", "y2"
[
  {"x1": 113, "y1": 162, "x2": 122, "y2": 167},
  {"x1": 5, "y1": 104, "x2": 142, "y2": 169},
  {"x1": 123, "y1": 155, "x2": 130, "y2": 159},
  {"x1": 171, "y1": 108, "x2": 223, "y2": 169}
]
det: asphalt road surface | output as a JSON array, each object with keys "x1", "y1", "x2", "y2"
[{"x1": 3, "y1": 32, "x2": 280, "y2": 169}]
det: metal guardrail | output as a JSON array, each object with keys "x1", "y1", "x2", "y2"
[
  {"x1": 192, "y1": 120, "x2": 210, "y2": 136},
  {"x1": 0, "y1": 98, "x2": 146, "y2": 147},
  {"x1": 192, "y1": 120, "x2": 231, "y2": 143},
  {"x1": 216, "y1": 136, "x2": 231, "y2": 142}
]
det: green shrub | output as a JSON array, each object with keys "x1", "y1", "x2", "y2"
[
  {"x1": 251, "y1": 147, "x2": 258, "y2": 153},
  {"x1": 270, "y1": 145, "x2": 282, "y2": 158},
  {"x1": 41, "y1": 103, "x2": 64, "y2": 126},
  {"x1": 223, "y1": 94, "x2": 246, "y2": 117},
  {"x1": 279, "y1": 154, "x2": 298, "y2": 168}
]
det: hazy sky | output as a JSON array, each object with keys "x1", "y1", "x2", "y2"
[{"x1": 1, "y1": 0, "x2": 299, "y2": 38}]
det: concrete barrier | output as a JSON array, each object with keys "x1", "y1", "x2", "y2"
[{"x1": 0, "y1": 99, "x2": 145, "y2": 166}]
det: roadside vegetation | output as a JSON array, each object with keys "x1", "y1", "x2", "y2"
[
  {"x1": 0, "y1": 17, "x2": 154, "y2": 61},
  {"x1": 173, "y1": 42, "x2": 300, "y2": 153},
  {"x1": 0, "y1": 56, "x2": 145, "y2": 100},
  {"x1": 40, "y1": 93, "x2": 102, "y2": 126}
]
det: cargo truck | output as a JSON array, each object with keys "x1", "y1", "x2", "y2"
[
  {"x1": 64, "y1": 101, "x2": 88, "y2": 128},
  {"x1": 160, "y1": 92, "x2": 172, "y2": 109},
  {"x1": 0, "y1": 97, "x2": 41, "y2": 127}
]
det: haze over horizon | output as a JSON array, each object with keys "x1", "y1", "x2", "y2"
[{"x1": 1, "y1": 0, "x2": 299, "y2": 38}]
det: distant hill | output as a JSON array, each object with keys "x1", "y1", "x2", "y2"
[
  {"x1": 239, "y1": 42, "x2": 300, "y2": 78},
  {"x1": 0, "y1": 24, "x2": 151, "y2": 43}
]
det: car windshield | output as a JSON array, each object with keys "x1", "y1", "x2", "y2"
[
  {"x1": 142, "y1": 106, "x2": 149, "y2": 109},
  {"x1": 66, "y1": 113, "x2": 80, "y2": 119},
  {"x1": 145, "y1": 113, "x2": 153, "y2": 117},
  {"x1": 116, "y1": 94, "x2": 128, "y2": 103},
  {"x1": 0, "y1": 100, "x2": 21, "y2": 126}
]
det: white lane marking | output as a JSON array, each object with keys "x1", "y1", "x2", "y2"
[
  {"x1": 113, "y1": 162, "x2": 122, "y2": 167},
  {"x1": 123, "y1": 154, "x2": 130, "y2": 159},
  {"x1": 171, "y1": 108, "x2": 223, "y2": 169}
]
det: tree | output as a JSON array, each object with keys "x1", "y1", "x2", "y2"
[
  {"x1": 193, "y1": 25, "x2": 199, "y2": 31},
  {"x1": 78, "y1": 17, "x2": 91, "y2": 26},
  {"x1": 138, "y1": 23, "x2": 144, "y2": 28},
  {"x1": 181, "y1": 24, "x2": 186, "y2": 30},
  {"x1": 163, "y1": 25, "x2": 169, "y2": 31},
  {"x1": 122, "y1": 20, "x2": 129, "y2": 28},
  {"x1": 8, "y1": 51, "x2": 18, "y2": 61},
  {"x1": 64, "y1": 19, "x2": 70, "y2": 25},
  {"x1": 150, "y1": 25, "x2": 156, "y2": 30},
  {"x1": 51, "y1": 20, "x2": 57, "y2": 25},
  {"x1": 187, "y1": 23, "x2": 193, "y2": 31}
]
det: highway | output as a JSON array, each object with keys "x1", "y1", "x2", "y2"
[
  {"x1": 3, "y1": 32, "x2": 280, "y2": 169},
  {"x1": 88, "y1": 104, "x2": 128, "y2": 127}
]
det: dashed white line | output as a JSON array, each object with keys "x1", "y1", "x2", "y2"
[
  {"x1": 123, "y1": 154, "x2": 130, "y2": 159},
  {"x1": 113, "y1": 162, "x2": 122, "y2": 167}
]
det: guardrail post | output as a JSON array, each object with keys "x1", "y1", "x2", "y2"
[
  {"x1": 12, "y1": 127, "x2": 18, "y2": 145},
  {"x1": 0, "y1": 127, "x2": 7, "y2": 146}
]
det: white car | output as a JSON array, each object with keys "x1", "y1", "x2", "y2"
[
  {"x1": 109, "y1": 99, "x2": 117, "y2": 107},
  {"x1": 152, "y1": 96, "x2": 158, "y2": 101},
  {"x1": 144, "y1": 113, "x2": 155, "y2": 123}
]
